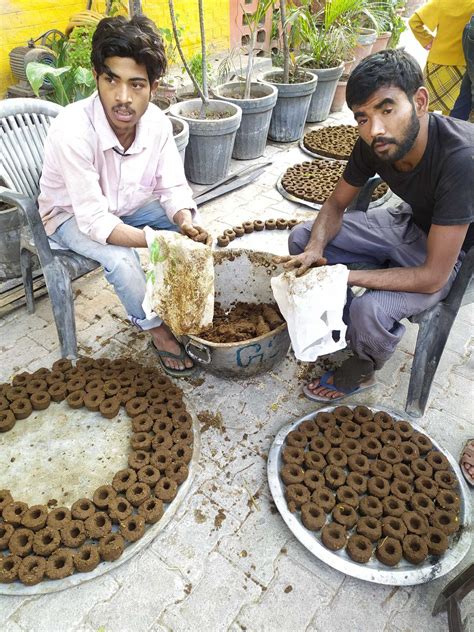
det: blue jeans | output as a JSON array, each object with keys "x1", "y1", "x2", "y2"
[{"x1": 50, "y1": 200, "x2": 179, "y2": 330}]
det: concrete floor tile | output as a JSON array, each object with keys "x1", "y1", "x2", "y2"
[
  {"x1": 1, "y1": 312, "x2": 49, "y2": 351},
  {"x1": 217, "y1": 495, "x2": 291, "y2": 586},
  {"x1": 383, "y1": 565, "x2": 473, "y2": 632},
  {"x1": 284, "y1": 539, "x2": 345, "y2": 593},
  {"x1": 15, "y1": 574, "x2": 118, "y2": 632},
  {"x1": 0, "y1": 596, "x2": 33, "y2": 627},
  {"x1": 77, "y1": 315, "x2": 130, "y2": 354},
  {"x1": 161, "y1": 552, "x2": 261, "y2": 632},
  {"x1": 236, "y1": 553, "x2": 336, "y2": 632},
  {"x1": 199, "y1": 445, "x2": 267, "y2": 521},
  {"x1": 425, "y1": 408, "x2": 473, "y2": 459},
  {"x1": 152, "y1": 492, "x2": 241, "y2": 585},
  {"x1": 0, "y1": 337, "x2": 51, "y2": 379},
  {"x1": 88, "y1": 550, "x2": 184, "y2": 632},
  {"x1": 307, "y1": 577, "x2": 410, "y2": 632},
  {"x1": 430, "y1": 372, "x2": 473, "y2": 421},
  {"x1": 3, "y1": 621, "x2": 25, "y2": 632}
]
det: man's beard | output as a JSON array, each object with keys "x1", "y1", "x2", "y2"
[{"x1": 371, "y1": 106, "x2": 420, "y2": 163}]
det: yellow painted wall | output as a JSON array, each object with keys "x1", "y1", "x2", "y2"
[{"x1": 0, "y1": 0, "x2": 230, "y2": 97}]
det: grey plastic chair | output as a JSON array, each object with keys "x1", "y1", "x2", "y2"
[
  {"x1": 0, "y1": 97, "x2": 100, "y2": 359},
  {"x1": 352, "y1": 177, "x2": 474, "y2": 417}
]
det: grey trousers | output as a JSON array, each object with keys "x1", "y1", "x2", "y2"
[{"x1": 288, "y1": 204, "x2": 463, "y2": 370}]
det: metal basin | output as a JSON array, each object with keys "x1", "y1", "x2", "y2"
[{"x1": 181, "y1": 249, "x2": 290, "y2": 377}]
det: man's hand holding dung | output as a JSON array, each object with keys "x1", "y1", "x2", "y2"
[
  {"x1": 174, "y1": 209, "x2": 212, "y2": 246},
  {"x1": 273, "y1": 250, "x2": 328, "y2": 277}
]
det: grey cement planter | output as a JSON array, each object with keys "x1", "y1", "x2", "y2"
[
  {"x1": 151, "y1": 96, "x2": 171, "y2": 115},
  {"x1": 167, "y1": 114, "x2": 189, "y2": 163},
  {"x1": 169, "y1": 99, "x2": 242, "y2": 185},
  {"x1": 304, "y1": 63, "x2": 344, "y2": 123},
  {"x1": 260, "y1": 70, "x2": 318, "y2": 143},
  {"x1": 215, "y1": 82, "x2": 278, "y2": 159}
]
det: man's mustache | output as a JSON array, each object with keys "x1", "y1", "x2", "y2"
[{"x1": 371, "y1": 137, "x2": 397, "y2": 150}]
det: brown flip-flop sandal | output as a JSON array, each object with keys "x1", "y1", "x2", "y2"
[
  {"x1": 150, "y1": 342, "x2": 195, "y2": 378},
  {"x1": 460, "y1": 438, "x2": 474, "y2": 486}
]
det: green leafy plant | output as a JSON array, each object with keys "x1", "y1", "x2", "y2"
[
  {"x1": 387, "y1": 0, "x2": 407, "y2": 47},
  {"x1": 278, "y1": 0, "x2": 390, "y2": 71},
  {"x1": 158, "y1": 16, "x2": 183, "y2": 67},
  {"x1": 241, "y1": 0, "x2": 274, "y2": 98},
  {"x1": 186, "y1": 52, "x2": 213, "y2": 90},
  {"x1": 66, "y1": 26, "x2": 95, "y2": 71},
  {"x1": 168, "y1": 0, "x2": 211, "y2": 112},
  {"x1": 107, "y1": 0, "x2": 128, "y2": 17},
  {"x1": 216, "y1": 0, "x2": 275, "y2": 98},
  {"x1": 26, "y1": 62, "x2": 95, "y2": 105},
  {"x1": 26, "y1": 32, "x2": 95, "y2": 105}
]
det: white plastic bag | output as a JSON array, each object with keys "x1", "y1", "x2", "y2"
[
  {"x1": 142, "y1": 227, "x2": 214, "y2": 335},
  {"x1": 271, "y1": 264, "x2": 349, "y2": 361}
]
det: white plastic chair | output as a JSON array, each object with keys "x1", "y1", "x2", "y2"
[{"x1": 0, "y1": 97, "x2": 100, "y2": 359}]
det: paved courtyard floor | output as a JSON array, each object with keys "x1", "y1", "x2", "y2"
[{"x1": 0, "y1": 29, "x2": 472, "y2": 632}]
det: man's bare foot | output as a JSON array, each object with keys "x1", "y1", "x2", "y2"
[
  {"x1": 460, "y1": 439, "x2": 474, "y2": 486},
  {"x1": 150, "y1": 323, "x2": 193, "y2": 372},
  {"x1": 306, "y1": 373, "x2": 376, "y2": 400}
]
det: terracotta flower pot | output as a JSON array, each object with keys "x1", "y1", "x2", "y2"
[
  {"x1": 372, "y1": 32, "x2": 392, "y2": 54},
  {"x1": 330, "y1": 75, "x2": 349, "y2": 113},
  {"x1": 353, "y1": 28, "x2": 377, "y2": 68}
]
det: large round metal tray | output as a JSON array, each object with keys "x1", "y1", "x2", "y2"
[
  {"x1": 0, "y1": 411, "x2": 200, "y2": 595},
  {"x1": 276, "y1": 175, "x2": 392, "y2": 211},
  {"x1": 299, "y1": 138, "x2": 350, "y2": 162},
  {"x1": 267, "y1": 405, "x2": 472, "y2": 586}
]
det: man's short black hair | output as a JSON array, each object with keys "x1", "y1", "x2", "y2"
[
  {"x1": 346, "y1": 49, "x2": 424, "y2": 110},
  {"x1": 92, "y1": 15, "x2": 167, "y2": 84}
]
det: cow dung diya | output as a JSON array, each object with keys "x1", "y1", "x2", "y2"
[
  {"x1": 0, "y1": 356, "x2": 193, "y2": 586},
  {"x1": 279, "y1": 406, "x2": 462, "y2": 568},
  {"x1": 303, "y1": 125, "x2": 359, "y2": 160},
  {"x1": 281, "y1": 159, "x2": 389, "y2": 205},
  {"x1": 216, "y1": 217, "x2": 302, "y2": 248}
]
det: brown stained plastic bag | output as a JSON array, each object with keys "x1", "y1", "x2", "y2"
[{"x1": 142, "y1": 227, "x2": 214, "y2": 335}]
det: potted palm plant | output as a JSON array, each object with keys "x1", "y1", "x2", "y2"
[
  {"x1": 298, "y1": 0, "x2": 383, "y2": 122},
  {"x1": 214, "y1": 0, "x2": 278, "y2": 159},
  {"x1": 259, "y1": 0, "x2": 318, "y2": 143},
  {"x1": 168, "y1": 0, "x2": 242, "y2": 184}
]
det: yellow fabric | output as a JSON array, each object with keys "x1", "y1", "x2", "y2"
[
  {"x1": 424, "y1": 62, "x2": 466, "y2": 114},
  {"x1": 408, "y1": 0, "x2": 474, "y2": 66}
]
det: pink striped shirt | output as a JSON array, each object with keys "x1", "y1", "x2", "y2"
[{"x1": 39, "y1": 93, "x2": 196, "y2": 244}]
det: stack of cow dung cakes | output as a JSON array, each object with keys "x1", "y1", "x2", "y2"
[
  {"x1": 303, "y1": 125, "x2": 359, "y2": 160},
  {"x1": 280, "y1": 406, "x2": 461, "y2": 567},
  {"x1": 0, "y1": 356, "x2": 193, "y2": 586},
  {"x1": 281, "y1": 159, "x2": 389, "y2": 206}
]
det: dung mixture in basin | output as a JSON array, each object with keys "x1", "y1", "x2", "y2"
[{"x1": 199, "y1": 302, "x2": 284, "y2": 343}]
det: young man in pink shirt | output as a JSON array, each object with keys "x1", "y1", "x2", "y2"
[{"x1": 39, "y1": 16, "x2": 209, "y2": 376}]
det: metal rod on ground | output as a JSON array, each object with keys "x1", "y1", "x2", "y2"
[
  {"x1": 192, "y1": 161, "x2": 272, "y2": 201},
  {"x1": 194, "y1": 165, "x2": 270, "y2": 206}
]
